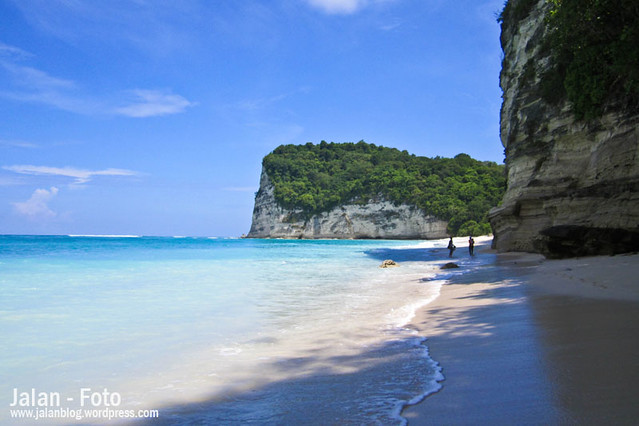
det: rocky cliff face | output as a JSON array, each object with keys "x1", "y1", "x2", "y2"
[
  {"x1": 247, "y1": 170, "x2": 448, "y2": 239},
  {"x1": 490, "y1": 0, "x2": 639, "y2": 257}
]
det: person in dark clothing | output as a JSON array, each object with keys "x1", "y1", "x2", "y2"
[
  {"x1": 468, "y1": 236, "x2": 475, "y2": 256},
  {"x1": 447, "y1": 237, "x2": 456, "y2": 258}
]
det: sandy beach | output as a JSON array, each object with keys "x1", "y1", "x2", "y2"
[{"x1": 403, "y1": 245, "x2": 639, "y2": 425}]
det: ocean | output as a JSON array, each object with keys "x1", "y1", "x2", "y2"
[{"x1": 0, "y1": 235, "x2": 474, "y2": 425}]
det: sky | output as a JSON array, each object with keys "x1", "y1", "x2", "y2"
[{"x1": 0, "y1": 0, "x2": 506, "y2": 237}]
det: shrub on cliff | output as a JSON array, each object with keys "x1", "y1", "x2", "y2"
[
  {"x1": 261, "y1": 141, "x2": 505, "y2": 236},
  {"x1": 543, "y1": 0, "x2": 639, "y2": 119}
]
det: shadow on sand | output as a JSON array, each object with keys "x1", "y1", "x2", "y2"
[
  {"x1": 139, "y1": 246, "x2": 639, "y2": 424},
  {"x1": 404, "y1": 256, "x2": 639, "y2": 425},
  {"x1": 134, "y1": 334, "x2": 441, "y2": 425}
]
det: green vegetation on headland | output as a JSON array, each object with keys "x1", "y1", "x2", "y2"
[
  {"x1": 542, "y1": 0, "x2": 639, "y2": 120},
  {"x1": 500, "y1": 0, "x2": 639, "y2": 120},
  {"x1": 261, "y1": 141, "x2": 506, "y2": 236}
]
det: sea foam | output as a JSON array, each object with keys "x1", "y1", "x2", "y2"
[{"x1": 0, "y1": 235, "x2": 456, "y2": 424}]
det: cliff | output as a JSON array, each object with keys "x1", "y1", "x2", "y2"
[
  {"x1": 247, "y1": 142, "x2": 505, "y2": 239},
  {"x1": 489, "y1": 0, "x2": 639, "y2": 257},
  {"x1": 247, "y1": 170, "x2": 448, "y2": 239}
]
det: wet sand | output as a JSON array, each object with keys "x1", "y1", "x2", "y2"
[{"x1": 402, "y1": 251, "x2": 639, "y2": 425}]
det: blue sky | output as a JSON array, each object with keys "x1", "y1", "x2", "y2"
[{"x1": 0, "y1": 0, "x2": 505, "y2": 237}]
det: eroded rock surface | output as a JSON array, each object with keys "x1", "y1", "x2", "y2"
[
  {"x1": 247, "y1": 171, "x2": 448, "y2": 239},
  {"x1": 490, "y1": 0, "x2": 639, "y2": 257}
]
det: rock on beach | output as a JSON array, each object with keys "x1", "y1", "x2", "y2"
[{"x1": 380, "y1": 259, "x2": 399, "y2": 268}]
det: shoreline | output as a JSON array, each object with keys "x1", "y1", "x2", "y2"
[{"x1": 402, "y1": 247, "x2": 639, "y2": 424}]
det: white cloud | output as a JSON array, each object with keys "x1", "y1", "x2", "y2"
[
  {"x1": 3, "y1": 165, "x2": 140, "y2": 185},
  {"x1": 235, "y1": 87, "x2": 311, "y2": 112},
  {"x1": 0, "y1": 46, "x2": 193, "y2": 118},
  {"x1": 0, "y1": 139, "x2": 38, "y2": 149},
  {"x1": 236, "y1": 93, "x2": 288, "y2": 111},
  {"x1": 306, "y1": 0, "x2": 399, "y2": 15},
  {"x1": 0, "y1": 42, "x2": 32, "y2": 59},
  {"x1": 114, "y1": 90, "x2": 195, "y2": 118},
  {"x1": 379, "y1": 18, "x2": 402, "y2": 31},
  {"x1": 12, "y1": 186, "x2": 59, "y2": 219},
  {"x1": 5, "y1": 164, "x2": 141, "y2": 222},
  {"x1": 2, "y1": 61, "x2": 75, "y2": 90},
  {"x1": 0, "y1": 58, "x2": 92, "y2": 113},
  {"x1": 307, "y1": 0, "x2": 365, "y2": 14},
  {"x1": 8, "y1": 1, "x2": 196, "y2": 56}
]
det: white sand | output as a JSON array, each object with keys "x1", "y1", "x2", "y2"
[{"x1": 402, "y1": 249, "x2": 639, "y2": 424}]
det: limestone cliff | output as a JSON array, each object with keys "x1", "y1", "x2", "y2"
[
  {"x1": 247, "y1": 170, "x2": 448, "y2": 239},
  {"x1": 490, "y1": 0, "x2": 639, "y2": 257}
]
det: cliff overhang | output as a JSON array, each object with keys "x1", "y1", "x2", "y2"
[{"x1": 490, "y1": 0, "x2": 639, "y2": 258}]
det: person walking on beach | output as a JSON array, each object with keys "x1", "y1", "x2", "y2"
[
  {"x1": 468, "y1": 236, "x2": 475, "y2": 256},
  {"x1": 447, "y1": 237, "x2": 456, "y2": 258}
]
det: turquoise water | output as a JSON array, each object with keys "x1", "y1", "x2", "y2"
[{"x1": 0, "y1": 236, "x2": 452, "y2": 424}]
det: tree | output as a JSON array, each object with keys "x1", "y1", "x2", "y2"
[{"x1": 261, "y1": 141, "x2": 506, "y2": 235}]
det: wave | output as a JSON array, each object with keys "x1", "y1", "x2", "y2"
[{"x1": 67, "y1": 234, "x2": 141, "y2": 238}]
